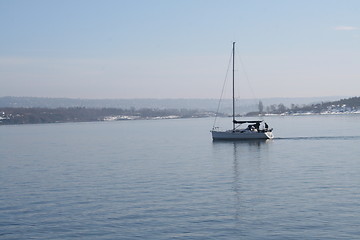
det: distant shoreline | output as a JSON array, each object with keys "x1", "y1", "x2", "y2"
[
  {"x1": 0, "y1": 107, "x2": 215, "y2": 125},
  {"x1": 2, "y1": 108, "x2": 360, "y2": 126},
  {"x1": 2, "y1": 95, "x2": 360, "y2": 125}
]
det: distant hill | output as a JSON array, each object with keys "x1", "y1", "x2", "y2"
[
  {"x1": 0, "y1": 107, "x2": 210, "y2": 125},
  {"x1": 0, "y1": 96, "x2": 346, "y2": 114},
  {"x1": 327, "y1": 96, "x2": 360, "y2": 108},
  {"x1": 0, "y1": 96, "x2": 221, "y2": 109},
  {"x1": 2, "y1": 96, "x2": 359, "y2": 124},
  {"x1": 246, "y1": 96, "x2": 360, "y2": 115}
]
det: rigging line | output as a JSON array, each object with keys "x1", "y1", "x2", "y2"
[
  {"x1": 236, "y1": 50, "x2": 264, "y2": 118},
  {"x1": 236, "y1": 51, "x2": 257, "y2": 101},
  {"x1": 213, "y1": 49, "x2": 233, "y2": 129}
]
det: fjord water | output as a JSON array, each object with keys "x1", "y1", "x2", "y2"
[{"x1": 1, "y1": 115, "x2": 360, "y2": 239}]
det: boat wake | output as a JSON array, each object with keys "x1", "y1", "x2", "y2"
[{"x1": 276, "y1": 136, "x2": 360, "y2": 141}]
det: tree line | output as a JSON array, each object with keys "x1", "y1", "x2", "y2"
[
  {"x1": 250, "y1": 96, "x2": 360, "y2": 115},
  {"x1": 0, "y1": 107, "x2": 208, "y2": 125}
]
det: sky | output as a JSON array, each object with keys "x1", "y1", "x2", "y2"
[{"x1": 0, "y1": 0, "x2": 359, "y2": 99}]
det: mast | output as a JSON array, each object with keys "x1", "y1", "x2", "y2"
[{"x1": 232, "y1": 42, "x2": 236, "y2": 131}]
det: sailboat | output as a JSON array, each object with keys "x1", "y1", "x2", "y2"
[{"x1": 211, "y1": 42, "x2": 274, "y2": 140}]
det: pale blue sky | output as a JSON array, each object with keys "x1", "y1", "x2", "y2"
[{"x1": 1, "y1": 0, "x2": 359, "y2": 99}]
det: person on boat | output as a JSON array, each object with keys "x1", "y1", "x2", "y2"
[
  {"x1": 264, "y1": 122, "x2": 269, "y2": 130},
  {"x1": 254, "y1": 122, "x2": 260, "y2": 132}
]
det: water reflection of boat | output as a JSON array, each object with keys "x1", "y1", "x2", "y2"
[
  {"x1": 231, "y1": 140, "x2": 270, "y2": 221},
  {"x1": 211, "y1": 42, "x2": 274, "y2": 140}
]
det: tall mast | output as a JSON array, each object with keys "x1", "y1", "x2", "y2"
[{"x1": 232, "y1": 42, "x2": 236, "y2": 131}]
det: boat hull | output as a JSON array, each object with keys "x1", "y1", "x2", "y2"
[{"x1": 211, "y1": 130, "x2": 274, "y2": 140}]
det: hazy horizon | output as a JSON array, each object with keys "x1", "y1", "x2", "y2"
[
  {"x1": 1, "y1": 1, "x2": 360, "y2": 99},
  {"x1": 0, "y1": 95, "x2": 350, "y2": 112},
  {"x1": 0, "y1": 95, "x2": 351, "y2": 101}
]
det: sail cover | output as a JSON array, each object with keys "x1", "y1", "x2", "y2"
[{"x1": 233, "y1": 120, "x2": 263, "y2": 124}]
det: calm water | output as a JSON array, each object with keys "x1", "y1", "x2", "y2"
[{"x1": 1, "y1": 115, "x2": 360, "y2": 239}]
